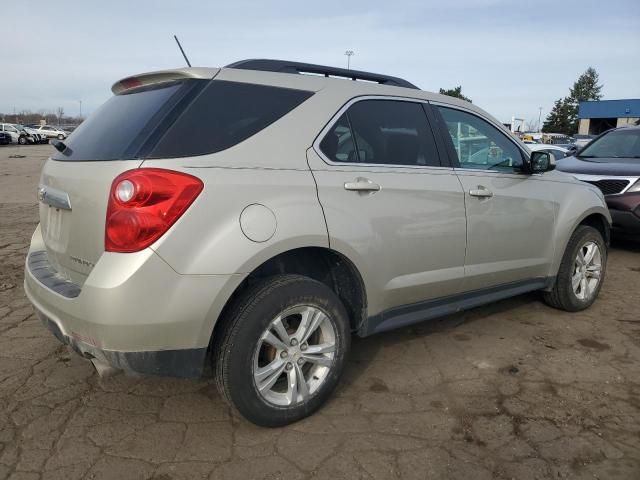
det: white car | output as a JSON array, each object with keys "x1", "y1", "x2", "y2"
[
  {"x1": 0, "y1": 123, "x2": 24, "y2": 144},
  {"x1": 36, "y1": 125, "x2": 69, "y2": 140},
  {"x1": 527, "y1": 144, "x2": 569, "y2": 159}
]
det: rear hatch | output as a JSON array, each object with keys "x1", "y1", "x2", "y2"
[{"x1": 37, "y1": 69, "x2": 218, "y2": 286}]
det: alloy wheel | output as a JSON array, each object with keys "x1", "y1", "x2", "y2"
[
  {"x1": 252, "y1": 305, "x2": 336, "y2": 407},
  {"x1": 572, "y1": 241, "x2": 602, "y2": 301}
]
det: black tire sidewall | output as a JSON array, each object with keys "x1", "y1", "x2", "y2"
[
  {"x1": 219, "y1": 276, "x2": 350, "y2": 427},
  {"x1": 558, "y1": 226, "x2": 607, "y2": 310}
]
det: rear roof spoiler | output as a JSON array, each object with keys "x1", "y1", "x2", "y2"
[
  {"x1": 226, "y1": 59, "x2": 419, "y2": 90},
  {"x1": 111, "y1": 67, "x2": 218, "y2": 95}
]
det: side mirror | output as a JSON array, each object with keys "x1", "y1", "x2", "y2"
[{"x1": 530, "y1": 151, "x2": 556, "y2": 173}]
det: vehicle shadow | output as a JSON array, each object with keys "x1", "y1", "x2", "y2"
[
  {"x1": 611, "y1": 235, "x2": 640, "y2": 253},
  {"x1": 339, "y1": 290, "x2": 543, "y2": 390}
]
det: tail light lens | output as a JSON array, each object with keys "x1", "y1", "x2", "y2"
[{"x1": 106, "y1": 168, "x2": 203, "y2": 253}]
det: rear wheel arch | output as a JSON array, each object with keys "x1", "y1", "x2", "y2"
[{"x1": 210, "y1": 247, "x2": 367, "y2": 352}]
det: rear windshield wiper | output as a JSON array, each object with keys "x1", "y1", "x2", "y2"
[{"x1": 51, "y1": 139, "x2": 72, "y2": 156}]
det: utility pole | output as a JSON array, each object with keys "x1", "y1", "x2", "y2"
[
  {"x1": 538, "y1": 107, "x2": 543, "y2": 133},
  {"x1": 79, "y1": 100, "x2": 82, "y2": 120},
  {"x1": 344, "y1": 50, "x2": 354, "y2": 70}
]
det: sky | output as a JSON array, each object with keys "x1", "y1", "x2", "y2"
[{"x1": 2, "y1": 0, "x2": 639, "y2": 125}]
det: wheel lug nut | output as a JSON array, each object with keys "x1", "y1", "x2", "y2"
[
  {"x1": 290, "y1": 339, "x2": 298, "y2": 347},
  {"x1": 280, "y1": 351, "x2": 288, "y2": 359},
  {"x1": 285, "y1": 362, "x2": 293, "y2": 371},
  {"x1": 300, "y1": 343, "x2": 308, "y2": 351},
  {"x1": 297, "y1": 358, "x2": 305, "y2": 366}
]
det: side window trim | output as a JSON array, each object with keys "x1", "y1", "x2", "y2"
[
  {"x1": 313, "y1": 95, "x2": 450, "y2": 170},
  {"x1": 422, "y1": 103, "x2": 453, "y2": 168},
  {"x1": 429, "y1": 101, "x2": 529, "y2": 174},
  {"x1": 344, "y1": 111, "x2": 363, "y2": 163}
]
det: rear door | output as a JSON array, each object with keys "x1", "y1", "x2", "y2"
[
  {"x1": 308, "y1": 98, "x2": 467, "y2": 317},
  {"x1": 431, "y1": 104, "x2": 556, "y2": 291}
]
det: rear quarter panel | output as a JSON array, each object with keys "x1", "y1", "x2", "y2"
[{"x1": 140, "y1": 162, "x2": 329, "y2": 275}]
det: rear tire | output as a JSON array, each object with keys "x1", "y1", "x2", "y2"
[
  {"x1": 18, "y1": 137, "x2": 26, "y2": 145},
  {"x1": 543, "y1": 225, "x2": 606, "y2": 311},
  {"x1": 214, "y1": 274, "x2": 350, "y2": 427}
]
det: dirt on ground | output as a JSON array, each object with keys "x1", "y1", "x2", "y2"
[{"x1": 1, "y1": 144, "x2": 639, "y2": 480}]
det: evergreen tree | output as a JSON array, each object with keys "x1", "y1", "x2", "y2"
[
  {"x1": 542, "y1": 67, "x2": 603, "y2": 134},
  {"x1": 542, "y1": 97, "x2": 575, "y2": 135},
  {"x1": 565, "y1": 67, "x2": 603, "y2": 132},
  {"x1": 569, "y1": 67, "x2": 603, "y2": 103},
  {"x1": 439, "y1": 86, "x2": 472, "y2": 103}
]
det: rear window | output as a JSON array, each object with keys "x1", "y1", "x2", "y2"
[{"x1": 53, "y1": 80, "x2": 313, "y2": 161}]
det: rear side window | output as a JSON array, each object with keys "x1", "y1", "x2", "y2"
[
  {"x1": 320, "y1": 100, "x2": 441, "y2": 167},
  {"x1": 53, "y1": 80, "x2": 313, "y2": 161},
  {"x1": 149, "y1": 81, "x2": 313, "y2": 158}
]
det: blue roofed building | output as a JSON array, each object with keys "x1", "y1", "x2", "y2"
[{"x1": 578, "y1": 99, "x2": 640, "y2": 135}]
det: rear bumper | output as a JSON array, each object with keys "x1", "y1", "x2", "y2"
[
  {"x1": 35, "y1": 308, "x2": 207, "y2": 377},
  {"x1": 24, "y1": 227, "x2": 243, "y2": 378}
]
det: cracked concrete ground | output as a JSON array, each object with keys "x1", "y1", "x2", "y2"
[{"x1": 1, "y1": 144, "x2": 639, "y2": 480}]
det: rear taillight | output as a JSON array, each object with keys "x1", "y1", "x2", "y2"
[{"x1": 105, "y1": 168, "x2": 203, "y2": 253}]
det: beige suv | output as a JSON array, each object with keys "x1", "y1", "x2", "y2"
[{"x1": 24, "y1": 59, "x2": 611, "y2": 426}]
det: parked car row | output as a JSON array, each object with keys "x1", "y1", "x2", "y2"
[{"x1": 0, "y1": 122, "x2": 70, "y2": 145}]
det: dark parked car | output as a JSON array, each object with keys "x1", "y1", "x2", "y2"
[
  {"x1": 557, "y1": 126, "x2": 640, "y2": 235},
  {"x1": 0, "y1": 132, "x2": 11, "y2": 145}
]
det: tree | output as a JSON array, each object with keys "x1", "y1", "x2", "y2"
[
  {"x1": 542, "y1": 97, "x2": 575, "y2": 135},
  {"x1": 542, "y1": 67, "x2": 603, "y2": 134},
  {"x1": 565, "y1": 67, "x2": 603, "y2": 132},
  {"x1": 569, "y1": 67, "x2": 603, "y2": 103},
  {"x1": 439, "y1": 86, "x2": 472, "y2": 103}
]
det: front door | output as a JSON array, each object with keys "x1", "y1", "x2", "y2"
[
  {"x1": 308, "y1": 98, "x2": 467, "y2": 318},
  {"x1": 432, "y1": 104, "x2": 556, "y2": 291}
]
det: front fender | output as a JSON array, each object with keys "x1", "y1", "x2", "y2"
[{"x1": 550, "y1": 183, "x2": 611, "y2": 277}]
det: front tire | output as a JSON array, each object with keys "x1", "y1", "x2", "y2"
[
  {"x1": 543, "y1": 225, "x2": 607, "y2": 311},
  {"x1": 18, "y1": 137, "x2": 27, "y2": 145},
  {"x1": 57, "y1": 134, "x2": 65, "y2": 140},
  {"x1": 214, "y1": 274, "x2": 350, "y2": 427}
]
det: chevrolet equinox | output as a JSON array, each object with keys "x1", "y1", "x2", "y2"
[{"x1": 25, "y1": 59, "x2": 611, "y2": 426}]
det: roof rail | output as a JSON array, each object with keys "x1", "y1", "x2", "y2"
[{"x1": 225, "y1": 59, "x2": 419, "y2": 90}]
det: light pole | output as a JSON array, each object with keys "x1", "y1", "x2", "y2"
[
  {"x1": 79, "y1": 100, "x2": 82, "y2": 120},
  {"x1": 344, "y1": 50, "x2": 354, "y2": 70},
  {"x1": 538, "y1": 107, "x2": 542, "y2": 133}
]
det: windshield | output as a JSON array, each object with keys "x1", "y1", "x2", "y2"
[{"x1": 579, "y1": 129, "x2": 640, "y2": 159}]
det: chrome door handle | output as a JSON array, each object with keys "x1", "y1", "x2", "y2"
[
  {"x1": 344, "y1": 178, "x2": 381, "y2": 192},
  {"x1": 469, "y1": 187, "x2": 493, "y2": 198}
]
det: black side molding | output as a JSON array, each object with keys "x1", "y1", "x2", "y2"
[
  {"x1": 361, "y1": 277, "x2": 555, "y2": 336},
  {"x1": 225, "y1": 59, "x2": 420, "y2": 90}
]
